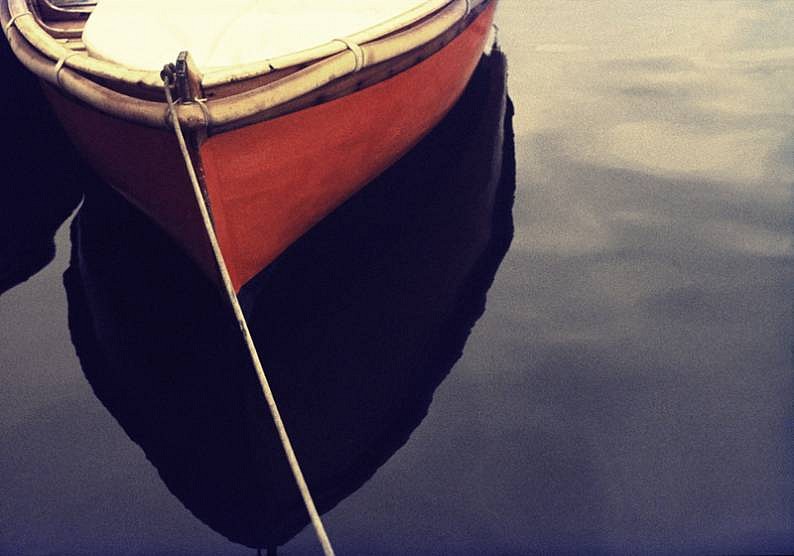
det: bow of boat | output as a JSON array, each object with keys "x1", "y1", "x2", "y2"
[{"x1": 2, "y1": 0, "x2": 499, "y2": 290}]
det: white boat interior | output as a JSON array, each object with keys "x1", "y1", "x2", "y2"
[{"x1": 82, "y1": 0, "x2": 429, "y2": 70}]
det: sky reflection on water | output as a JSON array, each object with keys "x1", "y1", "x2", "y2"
[{"x1": 2, "y1": 1, "x2": 794, "y2": 554}]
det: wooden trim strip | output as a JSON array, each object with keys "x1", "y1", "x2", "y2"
[
  {"x1": 11, "y1": 0, "x2": 467, "y2": 90},
  {"x1": 201, "y1": 0, "x2": 457, "y2": 87},
  {"x1": 2, "y1": 0, "x2": 492, "y2": 132},
  {"x1": 9, "y1": 0, "x2": 161, "y2": 86},
  {"x1": 37, "y1": 0, "x2": 92, "y2": 21}
]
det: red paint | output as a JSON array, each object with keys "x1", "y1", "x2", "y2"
[
  {"x1": 43, "y1": 86, "x2": 218, "y2": 281},
  {"x1": 200, "y1": 3, "x2": 496, "y2": 290},
  {"x1": 42, "y1": 3, "x2": 496, "y2": 292}
]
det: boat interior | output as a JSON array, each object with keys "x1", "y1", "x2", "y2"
[
  {"x1": 32, "y1": 1, "x2": 441, "y2": 68},
  {"x1": 4, "y1": 0, "x2": 492, "y2": 130}
]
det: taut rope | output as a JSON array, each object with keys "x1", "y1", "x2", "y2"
[{"x1": 161, "y1": 65, "x2": 335, "y2": 556}]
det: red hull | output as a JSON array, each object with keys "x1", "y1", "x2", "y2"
[
  {"x1": 201, "y1": 3, "x2": 495, "y2": 289},
  {"x1": 43, "y1": 86, "x2": 218, "y2": 278},
  {"x1": 44, "y1": 3, "x2": 496, "y2": 291}
]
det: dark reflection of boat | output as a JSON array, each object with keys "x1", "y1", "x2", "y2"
[
  {"x1": 0, "y1": 37, "x2": 91, "y2": 294},
  {"x1": 64, "y1": 46, "x2": 515, "y2": 550}
]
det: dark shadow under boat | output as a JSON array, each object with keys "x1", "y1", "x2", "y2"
[
  {"x1": 0, "y1": 36, "x2": 92, "y2": 295},
  {"x1": 64, "y1": 46, "x2": 515, "y2": 549}
]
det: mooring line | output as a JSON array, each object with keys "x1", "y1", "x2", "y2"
[{"x1": 161, "y1": 65, "x2": 335, "y2": 556}]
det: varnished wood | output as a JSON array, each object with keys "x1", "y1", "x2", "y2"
[{"x1": 36, "y1": 0, "x2": 92, "y2": 21}]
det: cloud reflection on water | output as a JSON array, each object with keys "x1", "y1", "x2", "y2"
[{"x1": 461, "y1": 1, "x2": 794, "y2": 552}]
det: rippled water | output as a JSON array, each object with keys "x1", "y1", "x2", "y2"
[{"x1": 2, "y1": 2, "x2": 793, "y2": 554}]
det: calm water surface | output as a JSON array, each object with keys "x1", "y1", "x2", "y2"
[{"x1": 2, "y1": 2, "x2": 793, "y2": 554}]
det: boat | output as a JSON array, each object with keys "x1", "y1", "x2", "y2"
[
  {"x1": 2, "y1": 0, "x2": 498, "y2": 292},
  {"x1": 65, "y1": 47, "x2": 514, "y2": 549}
]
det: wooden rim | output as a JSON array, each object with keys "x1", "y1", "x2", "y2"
[
  {"x1": 36, "y1": 0, "x2": 92, "y2": 21},
  {"x1": 2, "y1": 0, "x2": 493, "y2": 132},
  {"x1": 8, "y1": 0, "x2": 475, "y2": 88}
]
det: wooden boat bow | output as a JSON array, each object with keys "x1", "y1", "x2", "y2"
[{"x1": 3, "y1": 0, "x2": 494, "y2": 133}]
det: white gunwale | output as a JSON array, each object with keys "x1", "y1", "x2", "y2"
[{"x1": 2, "y1": 0, "x2": 491, "y2": 132}]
